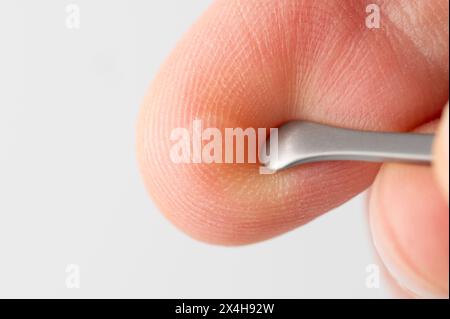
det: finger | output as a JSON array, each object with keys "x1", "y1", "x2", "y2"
[
  {"x1": 137, "y1": 0, "x2": 449, "y2": 244},
  {"x1": 369, "y1": 164, "x2": 449, "y2": 298},
  {"x1": 369, "y1": 122, "x2": 449, "y2": 298},
  {"x1": 433, "y1": 103, "x2": 449, "y2": 202}
]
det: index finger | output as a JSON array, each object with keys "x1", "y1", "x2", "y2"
[{"x1": 137, "y1": 0, "x2": 449, "y2": 244}]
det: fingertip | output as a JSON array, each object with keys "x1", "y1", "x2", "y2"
[
  {"x1": 138, "y1": 0, "x2": 449, "y2": 246},
  {"x1": 369, "y1": 164, "x2": 449, "y2": 298},
  {"x1": 433, "y1": 103, "x2": 449, "y2": 202}
]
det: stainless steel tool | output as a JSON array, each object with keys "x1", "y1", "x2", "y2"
[{"x1": 262, "y1": 121, "x2": 434, "y2": 172}]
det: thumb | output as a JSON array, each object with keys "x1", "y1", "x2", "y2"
[
  {"x1": 368, "y1": 118, "x2": 449, "y2": 298},
  {"x1": 433, "y1": 103, "x2": 449, "y2": 203}
]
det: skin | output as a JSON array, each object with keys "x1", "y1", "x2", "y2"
[
  {"x1": 433, "y1": 103, "x2": 449, "y2": 202},
  {"x1": 370, "y1": 118, "x2": 449, "y2": 298},
  {"x1": 137, "y1": 0, "x2": 449, "y2": 297}
]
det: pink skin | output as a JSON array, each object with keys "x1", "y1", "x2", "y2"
[
  {"x1": 370, "y1": 122, "x2": 449, "y2": 298},
  {"x1": 137, "y1": 0, "x2": 449, "y2": 297},
  {"x1": 433, "y1": 104, "x2": 449, "y2": 202}
]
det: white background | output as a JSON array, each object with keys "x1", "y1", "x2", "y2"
[{"x1": 0, "y1": 0, "x2": 390, "y2": 298}]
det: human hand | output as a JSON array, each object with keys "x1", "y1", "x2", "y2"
[
  {"x1": 137, "y1": 0, "x2": 449, "y2": 298},
  {"x1": 369, "y1": 103, "x2": 448, "y2": 298}
]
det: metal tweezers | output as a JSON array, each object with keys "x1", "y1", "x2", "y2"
[{"x1": 262, "y1": 121, "x2": 434, "y2": 172}]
